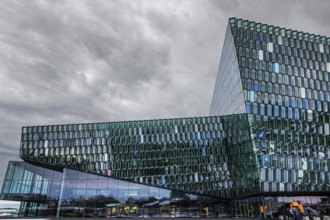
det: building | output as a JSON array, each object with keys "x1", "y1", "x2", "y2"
[{"x1": 1, "y1": 18, "x2": 329, "y2": 218}]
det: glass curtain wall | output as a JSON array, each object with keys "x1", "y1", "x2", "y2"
[
  {"x1": 0, "y1": 161, "x2": 62, "y2": 217},
  {"x1": 229, "y1": 17, "x2": 330, "y2": 194},
  {"x1": 19, "y1": 114, "x2": 254, "y2": 199},
  {"x1": 58, "y1": 168, "x2": 228, "y2": 218}
]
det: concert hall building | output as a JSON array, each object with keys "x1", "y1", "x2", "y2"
[{"x1": 1, "y1": 18, "x2": 329, "y2": 218}]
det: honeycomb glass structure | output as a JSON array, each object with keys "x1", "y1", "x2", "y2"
[
  {"x1": 222, "y1": 18, "x2": 330, "y2": 195},
  {"x1": 1, "y1": 18, "x2": 330, "y2": 218},
  {"x1": 19, "y1": 114, "x2": 252, "y2": 199}
]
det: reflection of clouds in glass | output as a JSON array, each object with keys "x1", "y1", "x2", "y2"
[{"x1": 0, "y1": 200, "x2": 21, "y2": 209}]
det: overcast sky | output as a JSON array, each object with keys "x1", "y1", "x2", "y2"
[{"x1": 0, "y1": 0, "x2": 330, "y2": 188}]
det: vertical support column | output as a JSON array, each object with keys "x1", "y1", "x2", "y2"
[{"x1": 56, "y1": 169, "x2": 67, "y2": 217}]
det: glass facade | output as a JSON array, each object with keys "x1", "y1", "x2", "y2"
[
  {"x1": 210, "y1": 24, "x2": 246, "y2": 116},
  {"x1": 224, "y1": 18, "x2": 330, "y2": 195},
  {"x1": 1, "y1": 161, "x2": 227, "y2": 218},
  {"x1": 1, "y1": 161, "x2": 62, "y2": 216},
  {"x1": 19, "y1": 114, "x2": 252, "y2": 199},
  {"x1": 1, "y1": 17, "x2": 330, "y2": 218},
  {"x1": 58, "y1": 168, "x2": 224, "y2": 218}
]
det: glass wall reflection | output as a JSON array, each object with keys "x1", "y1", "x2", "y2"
[
  {"x1": 0, "y1": 161, "x2": 62, "y2": 216},
  {"x1": 2, "y1": 161, "x2": 329, "y2": 218},
  {"x1": 58, "y1": 168, "x2": 225, "y2": 218}
]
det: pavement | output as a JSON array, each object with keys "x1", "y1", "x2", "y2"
[{"x1": 0, "y1": 218, "x2": 261, "y2": 220}]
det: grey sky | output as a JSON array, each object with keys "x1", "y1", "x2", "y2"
[{"x1": 0, "y1": 0, "x2": 330, "y2": 186}]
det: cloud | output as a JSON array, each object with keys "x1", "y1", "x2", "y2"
[{"x1": 0, "y1": 0, "x2": 329, "y2": 187}]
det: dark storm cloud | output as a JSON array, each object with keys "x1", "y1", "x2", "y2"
[{"x1": 0, "y1": 0, "x2": 329, "y2": 183}]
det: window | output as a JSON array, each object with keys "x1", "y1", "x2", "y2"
[
  {"x1": 249, "y1": 91, "x2": 255, "y2": 102},
  {"x1": 258, "y1": 50, "x2": 264, "y2": 60},
  {"x1": 267, "y1": 42, "x2": 273, "y2": 52},
  {"x1": 254, "y1": 81, "x2": 259, "y2": 91},
  {"x1": 260, "y1": 104, "x2": 265, "y2": 115},
  {"x1": 273, "y1": 63, "x2": 280, "y2": 73}
]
